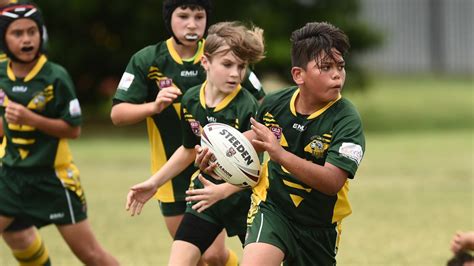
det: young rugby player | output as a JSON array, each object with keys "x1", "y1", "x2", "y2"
[
  {"x1": 111, "y1": 0, "x2": 264, "y2": 264},
  {"x1": 126, "y1": 21, "x2": 265, "y2": 266},
  {"x1": 0, "y1": 3, "x2": 119, "y2": 265},
  {"x1": 195, "y1": 21, "x2": 366, "y2": 266}
]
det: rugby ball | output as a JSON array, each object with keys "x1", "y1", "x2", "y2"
[{"x1": 201, "y1": 123, "x2": 260, "y2": 188}]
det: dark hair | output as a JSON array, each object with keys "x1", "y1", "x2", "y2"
[
  {"x1": 290, "y1": 22, "x2": 350, "y2": 69},
  {"x1": 0, "y1": 2, "x2": 45, "y2": 63},
  {"x1": 162, "y1": 0, "x2": 212, "y2": 44}
]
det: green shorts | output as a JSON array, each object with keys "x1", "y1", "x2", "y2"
[
  {"x1": 186, "y1": 175, "x2": 251, "y2": 237},
  {"x1": 245, "y1": 202, "x2": 340, "y2": 266},
  {"x1": 0, "y1": 165, "x2": 87, "y2": 228}
]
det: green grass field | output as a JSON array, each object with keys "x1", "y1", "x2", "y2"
[{"x1": 0, "y1": 75, "x2": 472, "y2": 265}]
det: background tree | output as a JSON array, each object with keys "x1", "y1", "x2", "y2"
[{"x1": 39, "y1": 0, "x2": 380, "y2": 106}]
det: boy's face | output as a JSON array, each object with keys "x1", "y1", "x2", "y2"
[
  {"x1": 171, "y1": 6, "x2": 206, "y2": 46},
  {"x1": 292, "y1": 48, "x2": 346, "y2": 104},
  {"x1": 5, "y1": 18, "x2": 40, "y2": 63},
  {"x1": 202, "y1": 47, "x2": 247, "y2": 95}
]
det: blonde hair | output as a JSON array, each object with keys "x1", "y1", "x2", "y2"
[{"x1": 204, "y1": 21, "x2": 265, "y2": 64}]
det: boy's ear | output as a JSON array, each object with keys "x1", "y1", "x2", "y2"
[
  {"x1": 201, "y1": 55, "x2": 210, "y2": 71},
  {"x1": 291, "y1": 66, "x2": 304, "y2": 85}
]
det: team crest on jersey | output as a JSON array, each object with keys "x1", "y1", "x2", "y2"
[
  {"x1": 305, "y1": 135, "x2": 331, "y2": 159},
  {"x1": 189, "y1": 120, "x2": 201, "y2": 137},
  {"x1": 0, "y1": 89, "x2": 6, "y2": 106},
  {"x1": 270, "y1": 126, "x2": 282, "y2": 140},
  {"x1": 28, "y1": 86, "x2": 54, "y2": 111}
]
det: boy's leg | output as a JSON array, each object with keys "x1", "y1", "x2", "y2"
[
  {"x1": 172, "y1": 212, "x2": 227, "y2": 266},
  {"x1": 241, "y1": 242, "x2": 284, "y2": 266},
  {"x1": 3, "y1": 226, "x2": 51, "y2": 266},
  {"x1": 57, "y1": 219, "x2": 119, "y2": 266},
  {"x1": 162, "y1": 202, "x2": 232, "y2": 266}
]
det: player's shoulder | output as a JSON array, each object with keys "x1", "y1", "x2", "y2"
[
  {"x1": 181, "y1": 83, "x2": 202, "y2": 103},
  {"x1": 333, "y1": 97, "x2": 361, "y2": 117},
  {"x1": 130, "y1": 42, "x2": 166, "y2": 65},
  {"x1": 261, "y1": 86, "x2": 297, "y2": 107}
]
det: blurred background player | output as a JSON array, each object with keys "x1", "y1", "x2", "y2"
[
  {"x1": 0, "y1": 1, "x2": 52, "y2": 265},
  {"x1": 125, "y1": 21, "x2": 265, "y2": 265},
  {"x1": 111, "y1": 0, "x2": 264, "y2": 265},
  {"x1": 0, "y1": 3, "x2": 118, "y2": 265}
]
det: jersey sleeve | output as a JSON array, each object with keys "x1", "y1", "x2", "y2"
[
  {"x1": 53, "y1": 68, "x2": 82, "y2": 127},
  {"x1": 180, "y1": 101, "x2": 199, "y2": 149},
  {"x1": 238, "y1": 93, "x2": 259, "y2": 132},
  {"x1": 113, "y1": 49, "x2": 152, "y2": 104},
  {"x1": 326, "y1": 109, "x2": 365, "y2": 179},
  {"x1": 241, "y1": 68, "x2": 265, "y2": 100}
]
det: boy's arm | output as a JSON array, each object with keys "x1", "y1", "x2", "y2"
[
  {"x1": 5, "y1": 100, "x2": 80, "y2": 139},
  {"x1": 185, "y1": 174, "x2": 244, "y2": 213},
  {"x1": 250, "y1": 118, "x2": 347, "y2": 195},
  {"x1": 126, "y1": 145, "x2": 195, "y2": 216},
  {"x1": 110, "y1": 86, "x2": 182, "y2": 126}
]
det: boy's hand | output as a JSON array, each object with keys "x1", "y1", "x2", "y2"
[
  {"x1": 185, "y1": 174, "x2": 226, "y2": 213},
  {"x1": 154, "y1": 85, "x2": 181, "y2": 114},
  {"x1": 5, "y1": 100, "x2": 33, "y2": 125},
  {"x1": 250, "y1": 117, "x2": 285, "y2": 163},
  {"x1": 194, "y1": 145, "x2": 220, "y2": 180},
  {"x1": 125, "y1": 179, "x2": 159, "y2": 216}
]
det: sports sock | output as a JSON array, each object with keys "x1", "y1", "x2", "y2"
[
  {"x1": 12, "y1": 231, "x2": 51, "y2": 266},
  {"x1": 225, "y1": 248, "x2": 238, "y2": 266}
]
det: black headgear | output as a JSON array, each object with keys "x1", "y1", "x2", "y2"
[
  {"x1": 0, "y1": 3, "x2": 44, "y2": 63},
  {"x1": 162, "y1": 0, "x2": 212, "y2": 45}
]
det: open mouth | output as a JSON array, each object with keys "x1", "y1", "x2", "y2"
[
  {"x1": 184, "y1": 34, "x2": 199, "y2": 41},
  {"x1": 21, "y1": 46, "x2": 34, "y2": 52}
]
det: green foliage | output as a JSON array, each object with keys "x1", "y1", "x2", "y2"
[{"x1": 36, "y1": 0, "x2": 380, "y2": 103}]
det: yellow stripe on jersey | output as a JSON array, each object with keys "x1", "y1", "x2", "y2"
[
  {"x1": 147, "y1": 117, "x2": 175, "y2": 202},
  {"x1": 166, "y1": 38, "x2": 205, "y2": 65},
  {"x1": 198, "y1": 81, "x2": 242, "y2": 112},
  {"x1": 289, "y1": 88, "x2": 342, "y2": 119},
  {"x1": 7, "y1": 55, "x2": 48, "y2": 82},
  {"x1": 8, "y1": 123, "x2": 35, "y2": 131},
  {"x1": 332, "y1": 180, "x2": 352, "y2": 223},
  {"x1": 12, "y1": 138, "x2": 35, "y2": 145},
  {"x1": 282, "y1": 179, "x2": 312, "y2": 192},
  {"x1": 54, "y1": 138, "x2": 73, "y2": 168}
]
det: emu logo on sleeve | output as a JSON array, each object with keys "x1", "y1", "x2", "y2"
[
  {"x1": 118, "y1": 72, "x2": 134, "y2": 91},
  {"x1": 339, "y1": 142, "x2": 363, "y2": 165},
  {"x1": 69, "y1": 99, "x2": 82, "y2": 117},
  {"x1": 189, "y1": 121, "x2": 201, "y2": 137}
]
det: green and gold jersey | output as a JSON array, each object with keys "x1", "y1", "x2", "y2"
[
  {"x1": 0, "y1": 55, "x2": 82, "y2": 169},
  {"x1": 252, "y1": 86, "x2": 365, "y2": 227},
  {"x1": 113, "y1": 38, "x2": 263, "y2": 202},
  {"x1": 181, "y1": 81, "x2": 258, "y2": 150}
]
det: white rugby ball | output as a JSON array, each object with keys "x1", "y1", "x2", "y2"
[{"x1": 201, "y1": 123, "x2": 260, "y2": 188}]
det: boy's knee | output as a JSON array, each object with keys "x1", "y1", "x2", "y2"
[{"x1": 201, "y1": 250, "x2": 227, "y2": 266}]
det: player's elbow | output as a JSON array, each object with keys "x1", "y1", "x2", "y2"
[
  {"x1": 69, "y1": 126, "x2": 81, "y2": 139},
  {"x1": 110, "y1": 106, "x2": 130, "y2": 126}
]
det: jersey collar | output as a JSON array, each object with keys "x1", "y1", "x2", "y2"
[
  {"x1": 166, "y1": 38, "x2": 205, "y2": 65},
  {"x1": 7, "y1": 55, "x2": 48, "y2": 82},
  {"x1": 199, "y1": 81, "x2": 242, "y2": 112},
  {"x1": 289, "y1": 88, "x2": 342, "y2": 119}
]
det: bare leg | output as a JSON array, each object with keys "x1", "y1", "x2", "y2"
[
  {"x1": 0, "y1": 215, "x2": 13, "y2": 233},
  {"x1": 57, "y1": 219, "x2": 119, "y2": 266},
  {"x1": 241, "y1": 242, "x2": 284, "y2": 266},
  {"x1": 3, "y1": 226, "x2": 51, "y2": 265}
]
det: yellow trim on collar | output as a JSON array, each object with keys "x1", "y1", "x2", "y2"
[
  {"x1": 7, "y1": 55, "x2": 48, "y2": 82},
  {"x1": 166, "y1": 38, "x2": 205, "y2": 65},
  {"x1": 199, "y1": 81, "x2": 242, "y2": 112},
  {"x1": 289, "y1": 88, "x2": 342, "y2": 119}
]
